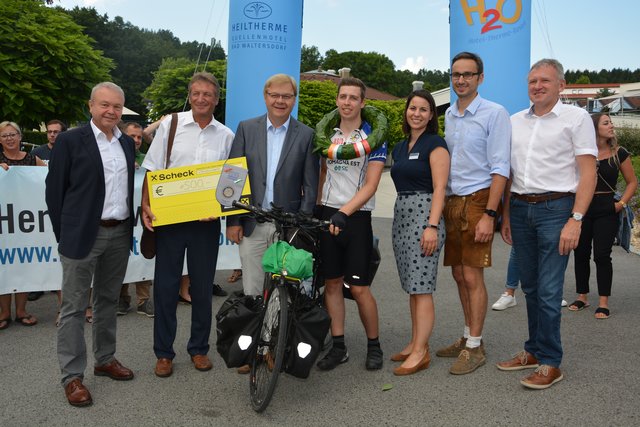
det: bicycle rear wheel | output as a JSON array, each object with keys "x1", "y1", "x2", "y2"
[{"x1": 249, "y1": 284, "x2": 288, "y2": 412}]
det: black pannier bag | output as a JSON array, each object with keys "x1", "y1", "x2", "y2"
[
  {"x1": 216, "y1": 292, "x2": 263, "y2": 368},
  {"x1": 284, "y1": 295, "x2": 331, "y2": 379}
]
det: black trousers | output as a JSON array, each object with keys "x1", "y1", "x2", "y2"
[
  {"x1": 153, "y1": 220, "x2": 221, "y2": 359},
  {"x1": 573, "y1": 194, "x2": 618, "y2": 296}
]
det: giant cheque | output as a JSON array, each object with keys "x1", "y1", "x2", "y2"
[{"x1": 147, "y1": 157, "x2": 251, "y2": 226}]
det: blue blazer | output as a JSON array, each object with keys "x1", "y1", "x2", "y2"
[
  {"x1": 226, "y1": 114, "x2": 319, "y2": 237},
  {"x1": 45, "y1": 124, "x2": 135, "y2": 259}
]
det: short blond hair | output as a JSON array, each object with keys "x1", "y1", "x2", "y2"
[{"x1": 264, "y1": 74, "x2": 297, "y2": 96}]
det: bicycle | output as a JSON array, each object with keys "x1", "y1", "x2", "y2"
[{"x1": 231, "y1": 201, "x2": 329, "y2": 412}]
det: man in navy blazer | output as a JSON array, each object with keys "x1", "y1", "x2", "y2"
[
  {"x1": 226, "y1": 74, "x2": 319, "y2": 299},
  {"x1": 46, "y1": 82, "x2": 136, "y2": 407}
]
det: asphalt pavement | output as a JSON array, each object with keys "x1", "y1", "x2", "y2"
[{"x1": 1, "y1": 171, "x2": 639, "y2": 426}]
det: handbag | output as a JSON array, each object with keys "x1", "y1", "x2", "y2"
[
  {"x1": 284, "y1": 294, "x2": 331, "y2": 379},
  {"x1": 215, "y1": 292, "x2": 264, "y2": 368},
  {"x1": 140, "y1": 113, "x2": 178, "y2": 259},
  {"x1": 597, "y1": 167, "x2": 635, "y2": 252}
]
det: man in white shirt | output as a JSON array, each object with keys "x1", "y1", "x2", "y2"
[
  {"x1": 497, "y1": 58, "x2": 597, "y2": 389},
  {"x1": 141, "y1": 72, "x2": 234, "y2": 378},
  {"x1": 46, "y1": 82, "x2": 136, "y2": 407}
]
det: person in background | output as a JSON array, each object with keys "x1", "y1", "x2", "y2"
[
  {"x1": 0, "y1": 121, "x2": 46, "y2": 330},
  {"x1": 118, "y1": 122, "x2": 154, "y2": 317},
  {"x1": 28, "y1": 120, "x2": 67, "y2": 308},
  {"x1": 389, "y1": 90, "x2": 449, "y2": 376},
  {"x1": 568, "y1": 113, "x2": 637, "y2": 319}
]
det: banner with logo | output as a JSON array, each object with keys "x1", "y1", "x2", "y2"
[
  {"x1": 450, "y1": 0, "x2": 531, "y2": 114},
  {"x1": 0, "y1": 167, "x2": 240, "y2": 294},
  {"x1": 225, "y1": 0, "x2": 304, "y2": 133}
]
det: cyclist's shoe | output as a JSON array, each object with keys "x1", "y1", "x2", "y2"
[
  {"x1": 365, "y1": 346, "x2": 384, "y2": 370},
  {"x1": 317, "y1": 347, "x2": 349, "y2": 371}
]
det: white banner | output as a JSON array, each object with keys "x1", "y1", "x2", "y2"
[{"x1": 0, "y1": 167, "x2": 240, "y2": 294}]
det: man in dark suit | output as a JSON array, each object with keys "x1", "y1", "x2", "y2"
[
  {"x1": 226, "y1": 73, "x2": 319, "y2": 301},
  {"x1": 46, "y1": 82, "x2": 136, "y2": 407}
]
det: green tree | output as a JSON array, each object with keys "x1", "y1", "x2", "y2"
[
  {"x1": 62, "y1": 7, "x2": 225, "y2": 118},
  {"x1": 0, "y1": 0, "x2": 113, "y2": 128},
  {"x1": 574, "y1": 74, "x2": 591, "y2": 84},
  {"x1": 300, "y1": 45, "x2": 323, "y2": 72},
  {"x1": 323, "y1": 50, "x2": 397, "y2": 95},
  {"x1": 143, "y1": 58, "x2": 228, "y2": 123}
]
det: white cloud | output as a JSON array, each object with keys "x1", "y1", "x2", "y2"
[{"x1": 400, "y1": 56, "x2": 428, "y2": 73}]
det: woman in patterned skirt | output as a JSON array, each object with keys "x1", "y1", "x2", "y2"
[{"x1": 389, "y1": 91, "x2": 450, "y2": 375}]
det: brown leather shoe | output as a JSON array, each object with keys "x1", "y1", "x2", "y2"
[
  {"x1": 497, "y1": 350, "x2": 539, "y2": 371},
  {"x1": 393, "y1": 350, "x2": 431, "y2": 376},
  {"x1": 155, "y1": 358, "x2": 173, "y2": 377},
  {"x1": 520, "y1": 365, "x2": 563, "y2": 389},
  {"x1": 94, "y1": 358, "x2": 134, "y2": 380},
  {"x1": 237, "y1": 364, "x2": 250, "y2": 374},
  {"x1": 191, "y1": 354, "x2": 212, "y2": 371},
  {"x1": 64, "y1": 379, "x2": 92, "y2": 407},
  {"x1": 390, "y1": 352, "x2": 409, "y2": 362}
]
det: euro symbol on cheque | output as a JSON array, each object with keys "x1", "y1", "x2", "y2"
[{"x1": 156, "y1": 186, "x2": 163, "y2": 196}]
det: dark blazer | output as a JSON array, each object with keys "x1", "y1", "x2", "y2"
[
  {"x1": 45, "y1": 124, "x2": 135, "y2": 259},
  {"x1": 226, "y1": 114, "x2": 319, "y2": 236}
]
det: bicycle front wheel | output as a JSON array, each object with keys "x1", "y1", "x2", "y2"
[{"x1": 249, "y1": 284, "x2": 288, "y2": 412}]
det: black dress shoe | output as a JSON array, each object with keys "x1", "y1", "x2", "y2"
[{"x1": 212, "y1": 283, "x2": 228, "y2": 297}]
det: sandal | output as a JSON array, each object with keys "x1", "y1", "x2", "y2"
[
  {"x1": 595, "y1": 307, "x2": 610, "y2": 319},
  {"x1": 227, "y1": 269, "x2": 243, "y2": 283},
  {"x1": 15, "y1": 314, "x2": 38, "y2": 326},
  {"x1": 0, "y1": 318, "x2": 11, "y2": 330},
  {"x1": 85, "y1": 307, "x2": 93, "y2": 324},
  {"x1": 55, "y1": 312, "x2": 61, "y2": 327},
  {"x1": 568, "y1": 300, "x2": 590, "y2": 311}
]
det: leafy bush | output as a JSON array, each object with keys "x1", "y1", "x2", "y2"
[{"x1": 617, "y1": 126, "x2": 640, "y2": 156}]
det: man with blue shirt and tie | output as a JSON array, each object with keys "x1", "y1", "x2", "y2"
[{"x1": 435, "y1": 52, "x2": 511, "y2": 375}]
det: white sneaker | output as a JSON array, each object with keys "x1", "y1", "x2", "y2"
[
  {"x1": 561, "y1": 299, "x2": 568, "y2": 307},
  {"x1": 492, "y1": 292, "x2": 517, "y2": 311}
]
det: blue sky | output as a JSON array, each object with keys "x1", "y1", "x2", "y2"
[{"x1": 56, "y1": 0, "x2": 638, "y2": 73}]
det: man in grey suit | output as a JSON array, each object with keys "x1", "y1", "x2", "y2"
[
  {"x1": 46, "y1": 82, "x2": 136, "y2": 407},
  {"x1": 226, "y1": 74, "x2": 319, "y2": 299}
]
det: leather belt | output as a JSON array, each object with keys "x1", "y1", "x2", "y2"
[
  {"x1": 511, "y1": 192, "x2": 573, "y2": 203},
  {"x1": 99, "y1": 218, "x2": 128, "y2": 227}
]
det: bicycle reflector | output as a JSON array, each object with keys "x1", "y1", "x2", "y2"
[
  {"x1": 238, "y1": 335, "x2": 253, "y2": 350},
  {"x1": 296, "y1": 342, "x2": 312, "y2": 359}
]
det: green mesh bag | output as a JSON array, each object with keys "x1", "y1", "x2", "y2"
[{"x1": 262, "y1": 241, "x2": 313, "y2": 280}]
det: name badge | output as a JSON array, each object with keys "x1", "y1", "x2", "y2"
[{"x1": 409, "y1": 153, "x2": 420, "y2": 160}]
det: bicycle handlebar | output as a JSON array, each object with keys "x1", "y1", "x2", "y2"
[{"x1": 232, "y1": 201, "x2": 330, "y2": 232}]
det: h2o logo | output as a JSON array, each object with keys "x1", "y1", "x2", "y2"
[{"x1": 459, "y1": 0, "x2": 522, "y2": 34}]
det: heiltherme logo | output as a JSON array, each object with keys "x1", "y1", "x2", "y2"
[{"x1": 243, "y1": 2, "x2": 272, "y2": 19}]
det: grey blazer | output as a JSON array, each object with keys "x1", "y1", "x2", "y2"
[{"x1": 226, "y1": 114, "x2": 319, "y2": 237}]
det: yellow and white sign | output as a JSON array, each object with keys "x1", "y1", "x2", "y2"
[{"x1": 147, "y1": 157, "x2": 251, "y2": 226}]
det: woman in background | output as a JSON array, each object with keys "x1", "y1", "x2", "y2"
[
  {"x1": 0, "y1": 121, "x2": 45, "y2": 329},
  {"x1": 569, "y1": 113, "x2": 637, "y2": 319}
]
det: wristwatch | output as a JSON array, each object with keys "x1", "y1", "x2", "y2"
[
  {"x1": 570, "y1": 212, "x2": 584, "y2": 221},
  {"x1": 484, "y1": 209, "x2": 497, "y2": 218}
]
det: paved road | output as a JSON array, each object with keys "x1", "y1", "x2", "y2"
[{"x1": 2, "y1": 172, "x2": 639, "y2": 426}]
